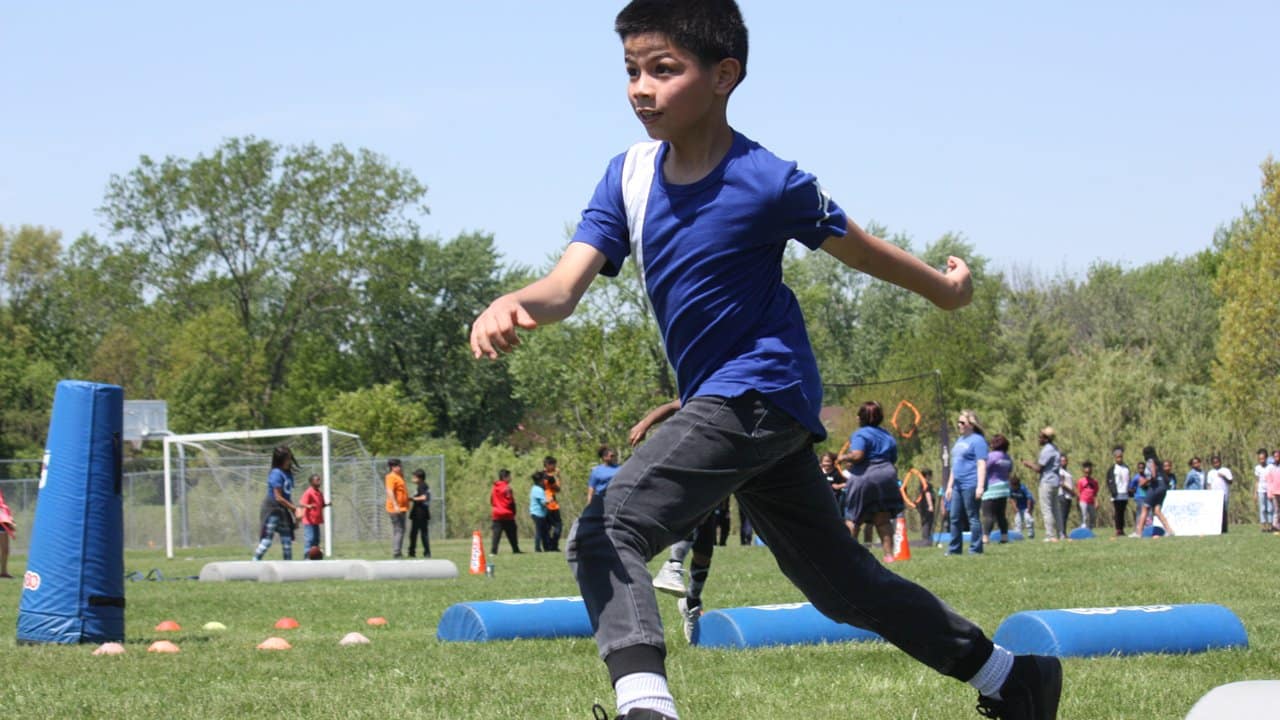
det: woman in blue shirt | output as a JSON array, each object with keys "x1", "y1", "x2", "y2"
[
  {"x1": 838, "y1": 401, "x2": 904, "y2": 563},
  {"x1": 945, "y1": 410, "x2": 989, "y2": 555}
]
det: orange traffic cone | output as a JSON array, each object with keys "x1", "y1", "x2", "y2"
[
  {"x1": 469, "y1": 530, "x2": 487, "y2": 575},
  {"x1": 891, "y1": 515, "x2": 912, "y2": 561}
]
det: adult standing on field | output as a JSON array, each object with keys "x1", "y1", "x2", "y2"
[
  {"x1": 587, "y1": 445, "x2": 621, "y2": 504},
  {"x1": 838, "y1": 400, "x2": 904, "y2": 563},
  {"x1": 945, "y1": 410, "x2": 988, "y2": 555},
  {"x1": 1022, "y1": 427, "x2": 1063, "y2": 542},
  {"x1": 980, "y1": 434, "x2": 1013, "y2": 544},
  {"x1": 1204, "y1": 455, "x2": 1233, "y2": 534},
  {"x1": 384, "y1": 458, "x2": 409, "y2": 558},
  {"x1": 530, "y1": 471, "x2": 551, "y2": 552},
  {"x1": 1134, "y1": 448, "x2": 1175, "y2": 537},
  {"x1": 1105, "y1": 447, "x2": 1131, "y2": 537}
]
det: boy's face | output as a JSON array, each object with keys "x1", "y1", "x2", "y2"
[
  {"x1": 310, "y1": 476, "x2": 321, "y2": 488},
  {"x1": 623, "y1": 33, "x2": 730, "y2": 141},
  {"x1": 1191, "y1": 458, "x2": 1201, "y2": 471},
  {"x1": 1083, "y1": 466, "x2": 1093, "y2": 477}
]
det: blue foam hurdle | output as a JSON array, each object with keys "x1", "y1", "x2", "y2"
[
  {"x1": 437, "y1": 596, "x2": 593, "y2": 642},
  {"x1": 988, "y1": 530, "x2": 1025, "y2": 542},
  {"x1": 1068, "y1": 527, "x2": 1095, "y2": 540},
  {"x1": 1142, "y1": 525, "x2": 1166, "y2": 537},
  {"x1": 993, "y1": 604, "x2": 1247, "y2": 658},
  {"x1": 933, "y1": 531, "x2": 974, "y2": 545},
  {"x1": 17, "y1": 381, "x2": 126, "y2": 644},
  {"x1": 694, "y1": 602, "x2": 882, "y2": 649}
]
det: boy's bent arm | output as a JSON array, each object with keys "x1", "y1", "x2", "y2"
[
  {"x1": 821, "y1": 219, "x2": 973, "y2": 310},
  {"x1": 471, "y1": 243, "x2": 607, "y2": 359}
]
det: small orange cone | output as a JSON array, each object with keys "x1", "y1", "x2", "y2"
[
  {"x1": 274, "y1": 617, "x2": 299, "y2": 630},
  {"x1": 469, "y1": 530, "x2": 487, "y2": 575},
  {"x1": 366, "y1": 617, "x2": 388, "y2": 627},
  {"x1": 147, "y1": 640, "x2": 180, "y2": 654},
  {"x1": 257, "y1": 637, "x2": 292, "y2": 651},
  {"x1": 891, "y1": 515, "x2": 912, "y2": 561},
  {"x1": 154, "y1": 620, "x2": 182, "y2": 632}
]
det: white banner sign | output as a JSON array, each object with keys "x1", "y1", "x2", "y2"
[{"x1": 1155, "y1": 490, "x2": 1224, "y2": 536}]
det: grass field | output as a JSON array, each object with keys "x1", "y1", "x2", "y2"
[{"x1": 1, "y1": 528, "x2": 1277, "y2": 719}]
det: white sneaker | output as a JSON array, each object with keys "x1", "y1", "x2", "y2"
[
  {"x1": 677, "y1": 596, "x2": 702, "y2": 644},
  {"x1": 652, "y1": 561, "x2": 687, "y2": 596}
]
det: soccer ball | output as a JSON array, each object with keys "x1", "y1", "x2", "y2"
[{"x1": 306, "y1": 546, "x2": 323, "y2": 560}]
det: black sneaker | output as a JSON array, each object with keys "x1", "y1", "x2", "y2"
[
  {"x1": 976, "y1": 654, "x2": 1062, "y2": 719},
  {"x1": 590, "y1": 704, "x2": 676, "y2": 720}
]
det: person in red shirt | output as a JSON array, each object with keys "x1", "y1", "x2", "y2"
[
  {"x1": 299, "y1": 474, "x2": 329, "y2": 558},
  {"x1": 490, "y1": 469, "x2": 521, "y2": 554},
  {"x1": 1077, "y1": 461, "x2": 1099, "y2": 530}
]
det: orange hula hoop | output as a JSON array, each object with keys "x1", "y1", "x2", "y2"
[{"x1": 890, "y1": 399, "x2": 922, "y2": 439}]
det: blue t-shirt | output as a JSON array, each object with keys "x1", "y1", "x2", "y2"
[
  {"x1": 266, "y1": 467, "x2": 294, "y2": 504},
  {"x1": 529, "y1": 485, "x2": 547, "y2": 518},
  {"x1": 848, "y1": 425, "x2": 898, "y2": 465},
  {"x1": 588, "y1": 464, "x2": 619, "y2": 496},
  {"x1": 571, "y1": 132, "x2": 849, "y2": 438},
  {"x1": 950, "y1": 434, "x2": 990, "y2": 490}
]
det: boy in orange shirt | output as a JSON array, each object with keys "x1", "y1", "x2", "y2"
[{"x1": 384, "y1": 459, "x2": 409, "y2": 558}]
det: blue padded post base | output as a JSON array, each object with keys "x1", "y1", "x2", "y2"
[
  {"x1": 694, "y1": 602, "x2": 882, "y2": 649},
  {"x1": 993, "y1": 604, "x2": 1247, "y2": 658},
  {"x1": 436, "y1": 597, "x2": 592, "y2": 642}
]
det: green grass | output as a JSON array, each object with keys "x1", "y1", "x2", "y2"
[{"x1": 2, "y1": 529, "x2": 1278, "y2": 719}]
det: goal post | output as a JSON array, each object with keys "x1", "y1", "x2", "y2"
[{"x1": 162, "y1": 425, "x2": 364, "y2": 559}]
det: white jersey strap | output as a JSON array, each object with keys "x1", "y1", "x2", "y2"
[{"x1": 619, "y1": 141, "x2": 661, "y2": 286}]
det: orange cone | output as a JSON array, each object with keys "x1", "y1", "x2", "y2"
[
  {"x1": 892, "y1": 515, "x2": 912, "y2": 561},
  {"x1": 469, "y1": 530, "x2": 487, "y2": 575}
]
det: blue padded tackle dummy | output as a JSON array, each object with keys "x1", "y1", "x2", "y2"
[{"x1": 17, "y1": 381, "x2": 126, "y2": 644}]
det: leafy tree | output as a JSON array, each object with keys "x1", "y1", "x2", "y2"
[
  {"x1": 356, "y1": 232, "x2": 524, "y2": 447},
  {"x1": 100, "y1": 136, "x2": 428, "y2": 425},
  {"x1": 321, "y1": 382, "x2": 433, "y2": 456},
  {"x1": 1213, "y1": 158, "x2": 1280, "y2": 445}
]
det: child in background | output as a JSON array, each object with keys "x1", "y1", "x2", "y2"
[
  {"x1": 299, "y1": 473, "x2": 329, "y2": 558},
  {"x1": 0, "y1": 486, "x2": 15, "y2": 578},
  {"x1": 1009, "y1": 475, "x2": 1035, "y2": 539},
  {"x1": 1077, "y1": 461, "x2": 1099, "y2": 529},
  {"x1": 409, "y1": 468, "x2": 432, "y2": 558}
]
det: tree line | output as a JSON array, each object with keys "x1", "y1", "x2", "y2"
[{"x1": 2, "y1": 137, "x2": 1276, "y2": 536}]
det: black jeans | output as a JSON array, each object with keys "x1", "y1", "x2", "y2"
[
  {"x1": 491, "y1": 519, "x2": 519, "y2": 554},
  {"x1": 566, "y1": 393, "x2": 994, "y2": 684},
  {"x1": 409, "y1": 508, "x2": 430, "y2": 557},
  {"x1": 980, "y1": 497, "x2": 1009, "y2": 538}
]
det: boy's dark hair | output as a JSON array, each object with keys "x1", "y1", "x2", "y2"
[
  {"x1": 1082, "y1": 460, "x2": 1094, "y2": 470},
  {"x1": 544, "y1": 455, "x2": 557, "y2": 466},
  {"x1": 532, "y1": 470, "x2": 547, "y2": 485},
  {"x1": 498, "y1": 468, "x2": 511, "y2": 480},
  {"x1": 598, "y1": 444, "x2": 613, "y2": 459},
  {"x1": 413, "y1": 469, "x2": 426, "y2": 480},
  {"x1": 616, "y1": 0, "x2": 748, "y2": 89},
  {"x1": 1259, "y1": 448, "x2": 1268, "y2": 456},
  {"x1": 857, "y1": 401, "x2": 883, "y2": 428},
  {"x1": 387, "y1": 458, "x2": 401, "y2": 469},
  {"x1": 990, "y1": 434, "x2": 1010, "y2": 452},
  {"x1": 1189, "y1": 456, "x2": 1201, "y2": 466},
  {"x1": 921, "y1": 468, "x2": 933, "y2": 478}
]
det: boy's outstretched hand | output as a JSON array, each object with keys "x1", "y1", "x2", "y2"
[
  {"x1": 939, "y1": 255, "x2": 974, "y2": 311},
  {"x1": 471, "y1": 296, "x2": 539, "y2": 359}
]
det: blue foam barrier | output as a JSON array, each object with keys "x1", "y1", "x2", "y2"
[
  {"x1": 932, "y1": 531, "x2": 974, "y2": 545},
  {"x1": 694, "y1": 602, "x2": 883, "y2": 649},
  {"x1": 1068, "y1": 527, "x2": 1095, "y2": 540},
  {"x1": 1142, "y1": 525, "x2": 1166, "y2": 537},
  {"x1": 993, "y1": 604, "x2": 1247, "y2": 658},
  {"x1": 436, "y1": 596, "x2": 593, "y2": 642},
  {"x1": 988, "y1": 530, "x2": 1025, "y2": 542},
  {"x1": 18, "y1": 381, "x2": 126, "y2": 644},
  {"x1": 752, "y1": 533, "x2": 766, "y2": 546}
]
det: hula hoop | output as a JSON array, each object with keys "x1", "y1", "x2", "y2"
[{"x1": 890, "y1": 399, "x2": 922, "y2": 439}]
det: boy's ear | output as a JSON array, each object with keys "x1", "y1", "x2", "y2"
[{"x1": 714, "y1": 57, "x2": 742, "y2": 95}]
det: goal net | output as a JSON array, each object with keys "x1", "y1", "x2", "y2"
[
  {"x1": 162, "y1": 426, "x2": 380, "y2": 558},
  {"x1": 824, "y1": 371, "x2": 949, "y2": 533}
]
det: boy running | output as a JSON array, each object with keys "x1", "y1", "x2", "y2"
[{"x1": 470, "y1": 2, "x2": 1060, "y2": 718}]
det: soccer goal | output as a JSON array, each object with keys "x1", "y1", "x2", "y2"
[{"x1": 161, "y1": 426, "x2": 377, "y2": 559}]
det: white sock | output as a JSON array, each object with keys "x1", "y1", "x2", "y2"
[
  {"x1": 969, "y1": 645, "x2": 1015, "y2": 699},
  {"x1": 616, "y1": 672, "x2": 678, "y2": 718}
]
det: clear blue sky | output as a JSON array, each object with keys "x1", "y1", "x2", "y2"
[{"x1": 2, "y1": 2, "x2": 1277, "y2": 275}]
